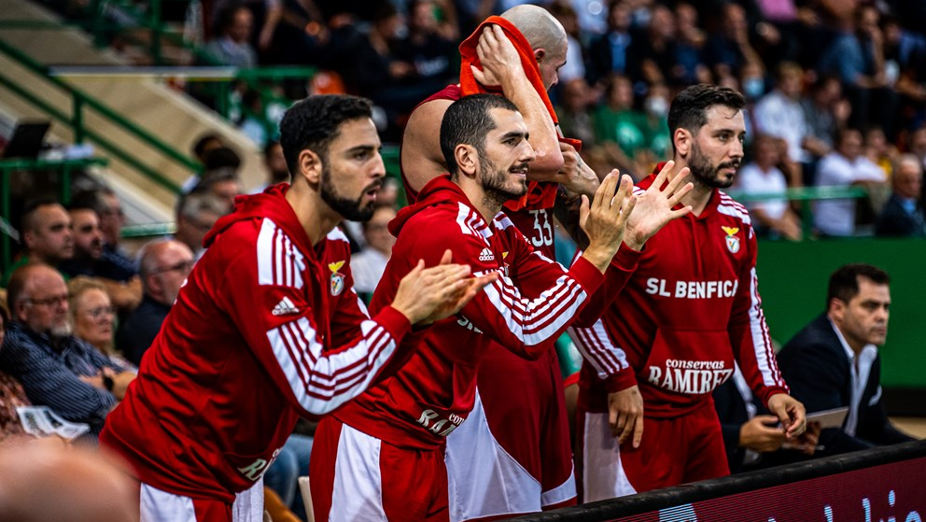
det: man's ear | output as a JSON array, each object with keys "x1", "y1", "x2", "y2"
[
  {"x1": 534, "y1": 48, "x2": 545, "y2": 64},
  {"x1": 674, "y1": 128, "x2": 692, "y2": 158},
  {"x1": 295, "y1": 149, "x2": 323, "y2": 185},
  {"x1": 455, "y1": 144, "x2": 479, "y2": 178},
  {"x1": 22, "y1": 230, "x2": 36, "y2": 250},
  {"x1": 828, "y1": 297, "x2": 846, "y2": 323}
]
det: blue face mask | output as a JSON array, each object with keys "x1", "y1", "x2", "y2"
[{"x1": 743, "y1": 77, "x2": 764, "y2": 100}]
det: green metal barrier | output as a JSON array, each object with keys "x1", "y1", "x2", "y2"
[
  {"x1": 0, "y1": 157, "x2": 108, "y2": 267},
  {"x1": 728, "y1": 185, "x2": 868, "y2": 238},
  {"x1": 0, "y1": 38, "x2": 194, "y2": 193}
]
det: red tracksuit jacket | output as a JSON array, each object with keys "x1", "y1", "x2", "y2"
[
  {"x1": 100, "y1": 185, "x2": 412, "y2": 502},
  {"x1": 333, "y1": 175, "x2": 641, "y2": 449},
  {"x1": 574, "y1": 173, "x2": 788, "y2": 417}
]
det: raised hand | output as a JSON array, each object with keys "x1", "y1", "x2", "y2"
[
  {"x1": 622, "y1": 160, "x2": 694, "y2": 250},
  {"x1": 391, "y1": 250, "x2": 496, "y2": 325},
  {"x1": 578, "y1": 170, "x2": 636, "y2": 272},
  {"x1": 470, "y1": 25, "x2": 524, "y2": 89}
]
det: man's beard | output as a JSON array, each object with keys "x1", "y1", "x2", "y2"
[
  {"x1": 479, "y1": 156, "x2": 529, "y2": 207},
  {"x1": 688, "y1": 143, "x2": 739, "y2": 189},
  {"x1": 49, "y1": 320, "x2": 72, "y2": 339},
  {"x1": 320, "y1": 165, "x2": 379, "y2": 222}
]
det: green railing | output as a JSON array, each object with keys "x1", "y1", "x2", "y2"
[
  {"x1": 0, "y1": 37, "x2": 194, "y2": 194},
  {"x1": 0, "y1": 157, "x2": 108, "y2": 267},
  {"x1": 74, "y1": 0, "x2": 312, "y2": 134},
  {"x1": 728, "y1": 185, "x2": 868, "y2": 238}
]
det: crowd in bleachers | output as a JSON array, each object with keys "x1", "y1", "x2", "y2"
[{"x1": 155, "y1": 0, "x2": 925, "y2": 237}]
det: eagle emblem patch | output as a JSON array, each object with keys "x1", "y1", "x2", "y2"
[{"x1": 721, "y1": 226, "x2": 740, "y2": 254}]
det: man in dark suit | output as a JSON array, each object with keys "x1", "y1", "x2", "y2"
[
  {"x1": 777, "y1": 264, "x2": 914, "y2": 457},
  {"x1": 876, "y1": 154, "x2": 925, "y2": 237}
]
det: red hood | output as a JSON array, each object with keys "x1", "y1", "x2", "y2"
[
  {"x1": 203, "y1": 183, "x2": 311, "y2": 251},
  {"x1": 389, "y1": 175, "x2": 473, "y2": 237}
]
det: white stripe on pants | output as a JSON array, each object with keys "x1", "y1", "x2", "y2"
[
  {"x1": 582, "y1": 412, "x2": 637, "y2": 502},
  {"x1": 139, "y1": 479, "x2": 263, "y2": 522}
]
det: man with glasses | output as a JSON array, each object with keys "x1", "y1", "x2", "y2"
[
  {"x1": 116, "y1": 239, "x2": 195, "y2": 366},
  {"x1": 0, "y1": 263, "x2": 135, "y2": 436}
]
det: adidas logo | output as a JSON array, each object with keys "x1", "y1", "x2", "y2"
[
  {"x1": 272, "y1": 297, "x2": 299, "y2": 316},
  {"x1": 478, "y1": 248, "x2": 495, "y2": 262}
]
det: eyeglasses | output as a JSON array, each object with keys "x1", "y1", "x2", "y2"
[
  {"x1": 25, "y1": 294, "x2": 69, "y2": 308},
  {"x1": 84, "y1": 306, "x2": 115, "y2": 319},
  {"x1": 154, "y1": 260, "x2": 194, "y2": 275}
]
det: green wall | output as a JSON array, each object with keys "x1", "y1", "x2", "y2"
[{"x1": 756, "y1": 239, "x2": 926, "y2": 388}]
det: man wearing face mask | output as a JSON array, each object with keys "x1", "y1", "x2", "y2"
[{"x1": 570, "y1": 84, "x2": 807, "y2": 499}]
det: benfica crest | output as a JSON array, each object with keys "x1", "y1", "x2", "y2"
[
  {"x1": 328, "y1": 260, "x2": 346, "y2": 296},
  {"x1": 721, "y1": 226, "x2": 740, "y2": 254}
]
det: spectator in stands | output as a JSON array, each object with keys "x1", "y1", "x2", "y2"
[
  {"x1": 754, "y1": 62, "x2": 810, "y2": 187},
  {"x1": 202, "y1": 144, "x2": 242, "y2": 174},
  {"x1": 349, "y1": 205, "x2": 397, "y2": 300},
  {"x1": 555, "y1": 77, "x2": 596, "y2": 146},
  {"x1": 736, "y1": 134, "x2": 802, "y2": 240},
  {"x1": 204, "y1": 4, "x2": 257, "y2": 67},
  {"x1": 174, "y1": 191, "x2": 230, "y2": 260},
  {"x1": 116, "y1": 239, "x2": 194, "y2": 366},
  {"x1": 1, "y1": 200, "x2": 73, "y2": 287},
  {"x1": 673, "y1": 2, "x2": 710, "y2": 85},
  {"x1": 192, "y1": 167, "x2": 242, "y2": 209},
  {"x1": 705, "y1": 3, "x2": 762, "y2": 82},
  {"x1": 777, "y1": 264, "x2": 914, "y2": 457},
  {"x1": 801, "y1": 76, "x2": 845, "y2": 157},
  {"x1": 864, "y1": 127, "x2": 897, "y2": 178},
  {"x1": 593, "y1": 74, "x2": 651, "y2": 178},
  {"x1": 182, "y1": 144, "x2": 241, "y2": 193},
  {"x1": 260, "y1": 140, "x2": 290, "y2": 190},
  {"x1": 627, "y1": 5, "x2": 678, "y2": 86},
  {"x1": 0, "y1": 304, "x2": 34, "y2": 444},
  {"x1": 69, "y1": 188, "x2": 134, "y2": 277},
  {"x1": 818, "y1": 5, "x2": 896, "y2": 137},
  {"x1": 59, "y1": 204, "x2": 142, "y2": 311},
  {"x1": 876, "y1": 154, "x2": 926, "y2": 236},
  {"x1": 814, "y1": 128, "x2": 887, "y2": 237},
  {"x1": 0, "y1": 264, "x2": 135, "y2": 436},
  {"x1": 68, "y1": 278, "x2": 134, "y2": 370},
  {"x1": 547, "y1": 2, "x2": 585, "y2": 84},
  {"x1": 394, "y1": 0, "x2": 459, "y2": 94},
  {"x1": 191, "y1": 133, "x2": 224, "y2": 163},
  {"x1": 348, "y1": 5, "x2": 417, "y2": 117},
  {"x1": 585, "y1": 1, "x2": 633, "y2": 87}
]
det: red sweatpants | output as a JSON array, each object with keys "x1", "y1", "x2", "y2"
[
  {"x1": 579, "y1": 400, "x2": 729, "y2": 500},
  {"x1": 310, "y1": 416, "x2": 449, "y2": 522}
]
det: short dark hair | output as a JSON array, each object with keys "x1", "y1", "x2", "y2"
[
  {"x1": 192, "y1": 133, "x2": 222, "y2": 159},
  {"x1": 279, "y1": 95, "x2": 373, "y2": 176},
  {"x1": 203, "y1": 146, "x2": 241, "y2": 172},
  {"x1": 827, "y1": 263, "x2": 890, "y2": 309},
  {"x1": 668, "y1": 84, "x2": 745, "y2": 152},
  {"x1": 67, "y1": 191, "x2": 99, "y2": 214},
  {"x1": 440, "y1": 94, "x2": 520, "y2": 175},
  {"x1": 19, "y1": 198, "x2": 62, "y2": 234}
]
